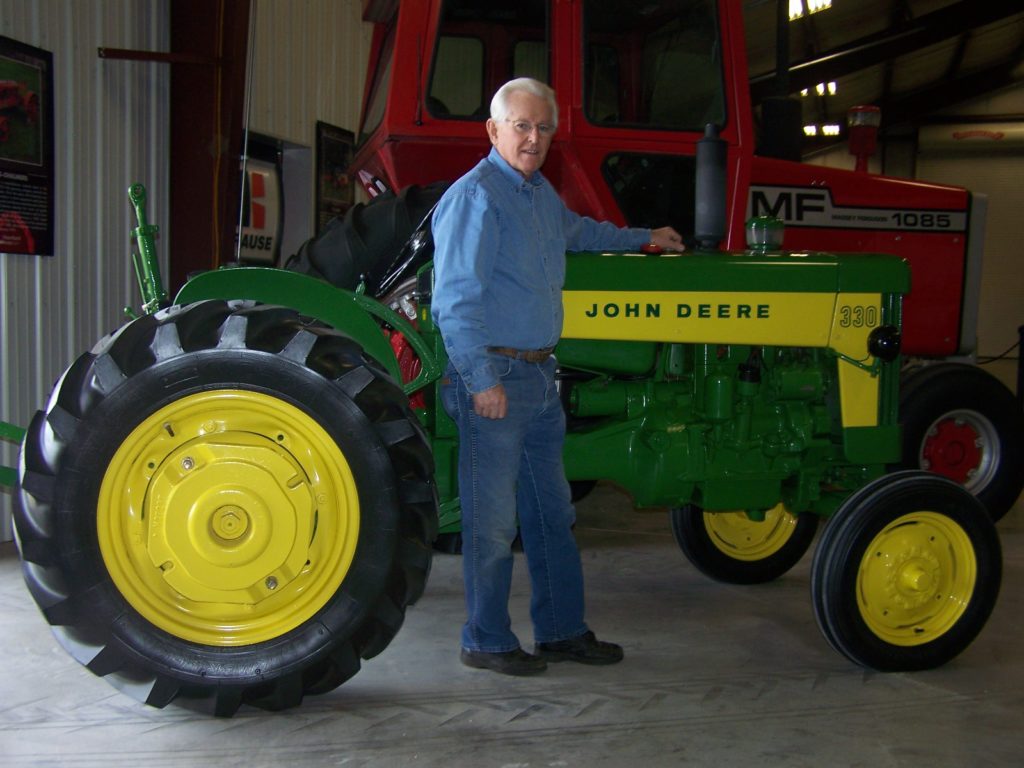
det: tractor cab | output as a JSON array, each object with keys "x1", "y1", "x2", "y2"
[
  {"x1": 353, "y1": 0, "x2": 743, "y2": 247},
  {"x1": 352, "y1": 0, "x2": 981, "y2": 363}
]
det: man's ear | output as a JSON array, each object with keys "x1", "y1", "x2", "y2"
[{"x1": 485, "y1": 119, "x2": 498, "y2": 146}]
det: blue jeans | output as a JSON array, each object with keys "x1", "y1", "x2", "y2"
[{"x1": 441, "y1": 355, "x2": 588, "y2": 653}]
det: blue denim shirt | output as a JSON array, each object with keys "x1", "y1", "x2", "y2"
[{"x1": 431, "y1": 147, "x2": 650, "y2": 394}]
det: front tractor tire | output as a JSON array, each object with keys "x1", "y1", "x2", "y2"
[
  {"x1": 811, "y1": 471, "x2": 1001, "y2": 671},
  {"x1": 15, "y1": 301, "x2": 437, "y2": 715},
  {"x1": 669, "y1": 503, "x2": 819, "y2": 584},
  {"x1": 899, "y1": 363, "x2": 1024, "y2": 522}
]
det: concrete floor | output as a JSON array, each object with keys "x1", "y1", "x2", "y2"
[{"x1": 1, "y1": 484, "x2": 1022, "y2": 768}]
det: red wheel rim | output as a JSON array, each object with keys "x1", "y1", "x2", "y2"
[{"x1": 919, "y1": 409, "x2": 998, "y2": 493}]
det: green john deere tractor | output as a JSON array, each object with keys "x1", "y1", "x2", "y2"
[{"x1": 7, "y1": 140, "x2": 1002, "y2": 715}]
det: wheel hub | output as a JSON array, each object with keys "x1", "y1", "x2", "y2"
[
  {"x1": 919, "y1": 410, "x2": 999, "y2": 493},
  {"x1": 922, "y1": 418, "x2": 983, "y2": 484},
  {"x1": 146, "y1": 436, "x2": 314, "y2": 604},
  {"x1": 885, "y1": 547, "x2": 941, "y2": 609},
  {"x1": 857, "y1": 512, "x2": 976, "y2": 646},
  {"x1": 98, "y1": 389, "x2": 360, "y2": 646},
  {"x1": 210, "y1": 506, "x2": 249, "y2": 542},
  {"x1": 898, "y1": 562, "x2": 933, "y2": 593}
]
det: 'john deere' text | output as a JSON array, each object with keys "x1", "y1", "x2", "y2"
[{"x1": 584, "y1": 302, "x2": 771, "y2": 319}]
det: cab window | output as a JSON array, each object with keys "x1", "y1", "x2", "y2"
[
  {"x1": 430, "y1": 36, "x2": 484, "y2": 116},
  {"x1": 428, "y1": 0, "x2": 549, "y2": 120},
  {"x1": 359, "y1": 24, "x2": 395, "y2": 144},
  {"x1": 584, "y1": 0, "x2": 724, "y2": 131}
]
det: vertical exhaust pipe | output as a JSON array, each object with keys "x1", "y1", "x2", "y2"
[{"x1": 695, "y1": 123, "x2": 727, "y2": 250}]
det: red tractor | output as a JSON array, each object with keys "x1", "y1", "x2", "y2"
[{"x1": 302, "y1": 0, "x2": 1022, "y2": 520}]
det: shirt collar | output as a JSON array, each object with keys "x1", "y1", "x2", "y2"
[{"x1": 487, "y1": 146, "x2": 546, "y2": 191}]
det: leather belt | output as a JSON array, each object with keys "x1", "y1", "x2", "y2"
[{"x1": 488, "y1": 346, "x2": 555, "y2": 363}]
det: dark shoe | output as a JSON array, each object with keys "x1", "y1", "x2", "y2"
[
  {"x1": 460, "y1": 647, "x2": 548, "y2": 676},
  {"x1": 535, "y1": 631, "x2": 624, "y2": 665}
]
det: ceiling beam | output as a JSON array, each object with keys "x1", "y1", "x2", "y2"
[
  {"x1": 879, "y1": 59, "x2": 1023, "y2": 128},
  {"x1": 751, "y1": 0, "x2": 1024, "y2": 104}
]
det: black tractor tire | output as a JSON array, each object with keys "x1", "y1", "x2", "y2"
[
  {"x1": 570, "y1": 480, "x2": 597, "y2": 503},
  {"x1": 433, "y1": 531, "x2": 463, "y2": 555},
  {"x1": 669, "y1": 503, "x2": 819, "y2": 584},
  {"x1": 15, "y1": 300, "x2": 437, "y2": 715},
  {"x1": 810, "y1": 471, "x2": 1001, "y2": 671},
  {"x1": 284, "y1": 182, "x2": 448, "y2": 296},
  {"x1": 898, "y1": 363, "x2": 1024, "y2": 522}
]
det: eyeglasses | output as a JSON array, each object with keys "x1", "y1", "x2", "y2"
[{"x1": 504, "y1": 119, "x2": 556, "y2": 136}]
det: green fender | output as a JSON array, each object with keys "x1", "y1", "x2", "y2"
[{"x1": 175, "y1": 267, "x2": 407, "y2": 383}]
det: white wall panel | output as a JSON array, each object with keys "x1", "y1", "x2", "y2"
[
  {"x1": 0, "y1": 0, "x2": 169, "y2": 539},
  {"x1": 917, "y1": 83, "x2": 1024, "y2": 393},
  {"x1": 248, "y1": 0, "x2": 371, "y2": 145},
  {"x1": 247, "y1": 0, "x2": 372, "y2": 243}
]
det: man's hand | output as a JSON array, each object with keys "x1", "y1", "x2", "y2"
[
  {"x1": 473, "y1": 383, "x2": 508, "y2": 419},
  {"x1": 650, "y1": 226, "x2": 685, "y2": 251}
]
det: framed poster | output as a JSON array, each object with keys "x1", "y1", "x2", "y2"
[
  {"x1": 315, "y1": 120, "x2": 354, "y2": 233},
  {"x1": 0, "y1": 35, "x2": 54, "y2": 256}
]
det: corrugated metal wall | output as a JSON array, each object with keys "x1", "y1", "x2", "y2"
[
  {"x1": 248, "y1": 0, "x2": 371, "y2": 146},
  {"x1": 245, "y1": 0, "x2": 372, "y2": 250},
  {"x1": 0, "y1": 0, "x2": 170, "y2": 540}
]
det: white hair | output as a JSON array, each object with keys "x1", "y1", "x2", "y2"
[{"x1": 490, "y1": 78, "x2": 559, "y2": 128}]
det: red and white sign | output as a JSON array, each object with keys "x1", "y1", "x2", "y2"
[{"x1": 237, "y1": 157, "x2": 281, "y2": 264}]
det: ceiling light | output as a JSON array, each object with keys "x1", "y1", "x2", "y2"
[
  {"x1": 801, "y1": 82, "x2": 838, "y2": 97},
  {"x1": 802, "y1": 124, "x2": 842, "y2": 137},
  {"x1": 790, "y1": 0, "x2": 832, "y2": 20}
]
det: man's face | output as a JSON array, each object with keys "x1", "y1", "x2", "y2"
[{"x1": 486, "y1": 90, "x2": 555, "y2": 179}]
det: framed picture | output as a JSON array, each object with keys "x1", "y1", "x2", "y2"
[
  {"x1": 315, "y1": 120, "x2": 355, "y2": 234},
  {"x1": 0, "y1": 35, "x2": 54, "y2": 256}
]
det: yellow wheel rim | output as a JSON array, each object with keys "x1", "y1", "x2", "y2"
[
  {"x1": 97, "y1": 390, "x2": 360, "y2": 646},
  {"x1": 704, "y1": 503, "x2": 798, "y2": 561},
  {"x1": 857, "y1": 512, "x2": 976, "y2": 647}
]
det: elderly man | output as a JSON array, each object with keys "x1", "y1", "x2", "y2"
[{"x1": 432, "y1": 77, "x2": 684, "y2": 676}]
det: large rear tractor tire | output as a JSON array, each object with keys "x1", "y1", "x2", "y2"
[
  {"x1": 811, "y1": 471, "x2": 1001, "y2": 671},
  {"x1": 15, "y1": 300, "x2": 437, "y2": 715},
  {"x1": 898, "y1": 363, "x2": 1024, "y2": 522},
  {"x1": 284, "y1": 182, "x2": 447, "y2": 297},
  {"x1": 669, "y1": 503, "x2": 819, "y2": 584}
]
